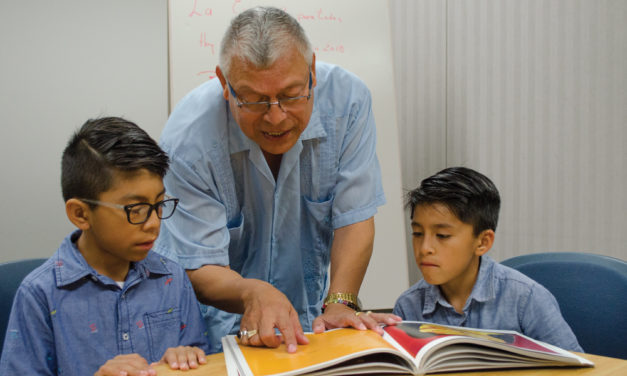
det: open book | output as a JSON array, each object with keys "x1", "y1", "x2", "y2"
[{"x1": 222, "y1": 321, "x2": 593, "y2": 376}]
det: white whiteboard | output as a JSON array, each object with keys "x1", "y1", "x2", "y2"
[{"x1": 168, "y1": 0, "x2": 408, "y2": 309}]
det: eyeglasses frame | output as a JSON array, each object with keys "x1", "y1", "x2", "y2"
[
  {"x1": 79, "y1": 196, "x2": 180, "y2": 225},
  {"x1": 226, "y1": 69, "x2": 313, "y2": 113}
]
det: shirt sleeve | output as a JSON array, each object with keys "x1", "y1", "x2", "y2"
[
  {"x1": 0, "y1": 284, "x2": 57, "y2": 375},
  {"x1": 177, "y1": 269, "x2": 211, "y2": 353},
  {"x1": 155, "y1": 152, "x2": 231, "y2": 270},
  {"x1": 331, "y1": 82, "x2": 386, "y2": 229},
  {"x1": 392, "y1": 300, "x2": 406, "y2": 319},
  {"x1": 393, "y1": 287, "x2": 424, "y2": 321},
  {"x1": 519, "y1": 285, "x2": 583, "y2": 352}
]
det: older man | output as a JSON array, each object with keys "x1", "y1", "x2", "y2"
[{"x1": 155, "y1": 6, "x2": 399, "y2": 353}]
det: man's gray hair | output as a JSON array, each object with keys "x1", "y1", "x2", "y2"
[{"x1": 219, "y1": 6, "x2": 313, "y2": 77}]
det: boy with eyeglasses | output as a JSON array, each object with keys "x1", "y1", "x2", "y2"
[{"x1": 0, "y1": 117, "x2": 209, "y2": 376}]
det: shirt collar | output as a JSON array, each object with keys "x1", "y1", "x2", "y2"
[
  {"x1": 469, "y1": 255, "x2": 497, "y2": 303},
  {"x1": 421, "y1": 255, "x2": 496, "y2": 315},
  {"x1": 300, "y1": 107, "x2": 326, "y2": 140},
  {"x1": 422, "y1": 282, "x2": 445, "y2": 315},
  {"x1": 53, "y1": 230, "x2": 172, "y2": 288}
]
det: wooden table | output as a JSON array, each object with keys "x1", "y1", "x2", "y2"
[{"x1": 153, "y1": 351, "x2": 627, "y2": 376}]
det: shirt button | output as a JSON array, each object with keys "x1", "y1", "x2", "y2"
[
  {"x1": 91, "y1": 276, "x2": 98, "y2": 282},
  {"x1": 122, "y1": 333, "x2": 129, "y2": 341}
]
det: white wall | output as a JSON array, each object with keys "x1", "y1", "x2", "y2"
[
  {"x1": 0, "y1": 1, "x2": 168, "y2": 260},
  {"x1": 390, "y1": 0, "x2": 448, "y2": 284},
  {"x1": 390, "y1": 0, "x2": 627, "y2": 284}
]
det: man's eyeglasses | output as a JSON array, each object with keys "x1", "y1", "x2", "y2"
[
  {"x1": 227, "y1": 70, "x2": 312, "y2": 114},
  {"x1": 80, "y1": 197, "x2": 179, "y2": 225}
]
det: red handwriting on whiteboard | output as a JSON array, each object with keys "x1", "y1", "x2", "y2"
[
  {"x1": 232, "y1": 0, "x2": 241, "y2": 14},
  {"x1": 197, "y1": 70, "x2": 216, "y2": 80},
  {"x1": 297, "y1": 14, "x2": 314, "y2": 22},
  {"x1": 297, "y1": 9, "x2": 343, "y2": 23},
  {"x1": 314, "y1": 43, "x2": 345, "y2": 54},
  {"x1": 318, "y1": 9, "x2": 342, "y2": 22},
  {"x1": 199, "y1": 32, "x2": 215, "y2": 53},
  {"x1": 189, "y1": 0, "x2": 212, "y2": 17}
]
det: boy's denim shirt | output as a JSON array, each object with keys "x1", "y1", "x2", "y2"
[
  {"x1": 393, "y1": 255, "x2": 583, "y2": 352},
  {"x1": 0, "y1": 230, "x2": 209, "y2": 376}
]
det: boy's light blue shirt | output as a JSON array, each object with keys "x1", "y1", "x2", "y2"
[
  {"x1": 155, "y1": 62, "x2": 385, "y2": 352},
  {"x1": 0, "y1": 231, "x2": 209, "y2": 376},
  {"x1": 393, "y1": 255, "x2": 583, "y2": 352}
]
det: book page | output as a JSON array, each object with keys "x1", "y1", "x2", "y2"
[
  {"x1": 384, "y1": 322, "x2": 559, "y2": 357},
  {"x1": 382, "y1": 321, "x2": 593, "y2": 373},
  {"x1": 222, "y1": 337, "x2": 241, "y2": 376},
  {"x1": 226, "y1": 328, "x2": 411, "y2": 376}
]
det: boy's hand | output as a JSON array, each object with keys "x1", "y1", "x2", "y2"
[
  {"x1": 94, "y1": 354, "x2": 156, "y2": 376},
  {"x1": 312, "y1": 303, "x2": 402, "y2": 335},
  {"x1": 154, "y1": 346, "x2": 207, "y2": 371}
]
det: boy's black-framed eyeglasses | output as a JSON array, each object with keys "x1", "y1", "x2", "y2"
[{"x1": 79, "y1": 197, "x2": 179, "y2": 225}]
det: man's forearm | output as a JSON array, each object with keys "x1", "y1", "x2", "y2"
[
  {"x1": 327, "y1": 217, "x2": 375, "y2": 298},
  {"x1": 186, "y1": 265, "x2": 272, "y2": 313}
]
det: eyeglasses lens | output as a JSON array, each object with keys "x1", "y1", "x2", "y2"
[
  {"x1": 158, "y1": 199, "x2": 177, "y2": 219},
  {"x1": 128, "y1": 199, "x2": 178, "y2": 224}
]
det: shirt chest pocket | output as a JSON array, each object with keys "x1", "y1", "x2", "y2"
[{"x1": 144, "y1": 308, "x2": 182, "y2": 361}]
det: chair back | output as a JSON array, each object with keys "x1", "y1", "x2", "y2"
[
  {"x1": 0, "y1": 258, "x2": 47, "y2": 353},
  {"x1": 501, "y1": 252, "x2": 627, "y2": 359}
]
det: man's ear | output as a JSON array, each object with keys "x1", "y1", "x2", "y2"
[
  {"x1": 215, "y1": 65, "x2": 229, "y2": 100},
  {"x1": 475, "y1": 229, "x2": 495, "y2": 256},
  {"x1": 65, "y1": 199, "x2": 92, "y2": 231}
]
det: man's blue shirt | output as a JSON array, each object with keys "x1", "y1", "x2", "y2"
[
  {"x1": 155, "y1": 62, "x2": 385, "y2": 352},
  {"x1": 0, "y1": 231, "x2": 209, "y2": 376},
  {"x1": 393, "y1": 255, "x2": 583, "y2": 352}
]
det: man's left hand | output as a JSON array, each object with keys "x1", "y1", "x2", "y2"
[{"x1": 311, "y1": 303, "x2": 402, "y2": 335}]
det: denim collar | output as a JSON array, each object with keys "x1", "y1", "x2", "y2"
[
  {"x1": 422, "y1": 255, "x2": 497, "y2": 315},
  {"x1": 53, "y1": 230, "x2": 172, "y2": 288}
]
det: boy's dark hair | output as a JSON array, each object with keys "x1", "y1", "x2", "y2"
[
  {"x1": 61, "y1": 117, "x2": 169, "y2": 202},
  {"x1": 406, "y1": 167, "x2": 501, "y2": 235}
]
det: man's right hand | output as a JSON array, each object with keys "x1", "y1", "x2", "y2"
[
  {"x1": 237, "y1": 279, "x2": 309, "y2": 353},
  {"x1": 187, "y1": 265, "x2": 309, "y2": 353}
]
